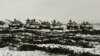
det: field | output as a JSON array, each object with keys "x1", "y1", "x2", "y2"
[{"x1": 0, "y1": 30, "x2": 100, "y2": 56}]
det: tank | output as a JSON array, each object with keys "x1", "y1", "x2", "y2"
[
  {"x1": 50, "y1": 20, "x2": 63, "y2": 31},
  {"x1": 25, "y1": 19, "x2": 40, "y2": 29},
  {"x1": 80, "y1": 21, "x2": 93, "y2": 31},
  {"x1": 6, "y1": 19, "x2": 23, "y2": 29},
  {"x1": 67, "y1": 20, "x2": 79, "y2": 31},
  {"x1": 0, "y1": 21, "x2": 9, "y2": 31},
  {"x1": 39, "y1": 20, "x2": 51, "y2": 29}
]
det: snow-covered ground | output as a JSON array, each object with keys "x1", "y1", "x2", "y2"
[
  {"x1": 0, "y1": 47, "x2": 67, "y2": 56},
  {"x1": 36, "y1": 44, "x2": 100, "y2": 55},
  {"x1": 0, "y1": 44, "x2": 100, "y2": 56}
]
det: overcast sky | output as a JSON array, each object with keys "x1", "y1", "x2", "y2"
[{"x1": 0, "y1": 0, "x2": 100, "y2": 23}]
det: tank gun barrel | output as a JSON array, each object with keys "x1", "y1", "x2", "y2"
[
  {"x1": 39, "y1": 20, "x2": 43, "y2": 22},
  {"x1": 5, "y1": 19, "x2": 13, "y2": 23}
]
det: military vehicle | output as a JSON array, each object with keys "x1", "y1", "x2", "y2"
[
  {"x1": 5, "y1": 19, "x2": 24, "y2": 32},
  {"x1": 67, "y1": 20, "x2": 79, "y2": 31},
  {"x1": 6, "y1": 19, "x2": 23, "y2": 29},
  {"x1": 50, "y1": 20, "x2": 63, "y2": 31},
  {"x1": 39, "y1": 20, "x2": 51, "y2": 29},
  {"x1": 80, "y1": 21, "x2": 93, "y2": 31},
  {"x1": 0, "y1": 21, "x2": 9, "y2": 31},
  {"x1": 25, "y1": 19, "x2": 40, "y2": 29}
]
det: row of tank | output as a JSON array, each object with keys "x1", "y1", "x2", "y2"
[{"x1": 0, "y1": 19, "x2": 93, "y2": 32}]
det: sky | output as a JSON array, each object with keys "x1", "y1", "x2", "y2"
[{"x1": 0, "y1": 0, "x2": 100, "y2": 23}]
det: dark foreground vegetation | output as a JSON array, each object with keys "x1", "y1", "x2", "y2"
[{"x1": 15, "y1": 44, "x2": 99, "y2": 56}]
